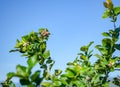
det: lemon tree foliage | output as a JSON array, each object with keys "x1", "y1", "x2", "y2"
[{"x1": 1, "y1": 0, "x2": 120, "y2": 87}]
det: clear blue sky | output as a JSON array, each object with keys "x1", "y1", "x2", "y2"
[{"x1": 0, "y1": 0, "x2": 120, "y2": 82}]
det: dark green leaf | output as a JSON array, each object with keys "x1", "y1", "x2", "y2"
[
  {"x1": 41, "y1": 64, "x2": 47, "y2": 70},
  {"x1": 102, "y1": 38, "x2": 111, "y2": 47},
  {"x1": 9, "y1": 49, "x2": 19, "y2": 53},
  {"x1": 49, "y1": 61, "x2": 55, "y2": 70},
  {"x1": 43, "y1": 70, "x2": 50, "y2": 80},
  {"x1": 115, "y1": 28, "x2": 120, "y2": 33},
  {"x1": 80, "y1": 46, "x2": 88, "y2": 52},
  {"x1": 54, "y1": 69, "x2": 62, "y2": 76},
  {"x1": 46, "y1": 58, "x2": 53, "y2": 64},
  {"x1": 115, "y1": 44, "x2": 120, "y2": 50},
  {"x1": 31, "y1": 70, "x2": 40, "y2": 82},
  {"x1": 20, "y1": 79, "x2": 30, "y2": 85},
  {"x1": 113, "y1": 77, "x2": 120, "y2": 86}
]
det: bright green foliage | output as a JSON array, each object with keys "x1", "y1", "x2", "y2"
[
  {"x1": 1, "y1": 28, "x2": 54, "y2": 87},
  {"x1": 1, "y1": 0, "x2": 120, "y2": 87}
]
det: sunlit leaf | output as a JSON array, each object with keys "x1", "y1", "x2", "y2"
[
  {"x1": 102, "y1": 10, "x2": 111, "y2": 19},
  {"x1": 114, "y1": 7, "x2": 120, "y2": 15},
  {"x1": 43, "y1": 50, "x2": 50, "y2": 59},
  {"x1": 16, "y1": 65, "x2": 27, "y2": 77},
  {"x1": 102, "y1": 32, "x2": 110, "y2": 37},
  {"x1": 41, "y1": 82, "x2": 51, "y2": 87},
  {"x1": 27, "y1": 55, "x2": 38, "y2": 69},
  {"x1": 7, "y1": 72, "x2": 15, "y2": 79}
]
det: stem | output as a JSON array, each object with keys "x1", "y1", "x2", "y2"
[
  {"x1": 112, "y1": 10, "x2": 116, "y2": 30},
  {"x1": 113, "y1": 22, "x2": 116, "y2": 30},
  {"x1": 105, "y1": 70, "x2": 109, "y2": 82}
]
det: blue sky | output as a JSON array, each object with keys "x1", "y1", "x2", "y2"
[{"x1": 0, "y1": 0, "x2": 120, "y2": 82}]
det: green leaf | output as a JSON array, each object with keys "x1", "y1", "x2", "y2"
[
  {"x1": 31, "y1": 70, "x2": 40, "y2": 82},
  {"x1": 102, "y1": 10, "x2": 111, "y2": 19},
  {"x1": 7, "y1": 72, "x2": 15, "y2": 79},
  {"x1": 91, "y1": 74, "x2": 100, "y2": 84},
  {"x1": 21, "y1": 35, "x2": 30, "y2": 42},
  {"x1": 52, "y1": 81, "x2": 61, "y2": 86},
  {"x1": 102, "y1": 38, "x2": 111, "y2": 47},
  {"x1": 94, "y1": 54, "x2": 102, "y2": 59},
  {"x1": 27, "y1": 55, "x2": 38, "y2": 69},
  {"x1": 102, "y1": 32, "x2": 110, "y2": 37},
  {"x1": 9, "y1": 49, "x2": 19, "y2": 53},
  {"x1": 43, "y1": 50, "x2": 50, "y2": 59},
  {"x1": 46, "y1": 58, "x2": 53, "y2": 64},
  {"x1": 20, "y1": 79, "x2": 30, "y2": 85},
  {"x1": 65, "y1": 69, "x2": 75, "y2": 78},
  {"x1": 114, "y1": 7, "x2": 120, "y2": 15},
  {"x1": 80, "y1": 46, "x2": 88, "y2": 52},
  {"x1": 102, "y1": 82, "x2": 110, "y2": 87},
  {"x1": 41, "y1": 82, "x2": 51, "y2": 87},
  {"x1": 87, "y1": 41, "x2": 94, "y2": 48},
  {"x1": 16, "y1": 65, "x2": 27, "y2": 77},
  {"x1": 113, "y1": 77, "x2": 120, "y2": 86},
  {"x1": 41, "y1": 64, "x2": 47, "y2": 70},
  {"x1": 115, "y1": 44, "x2": 120, "y2": 50},
  {"x1": 8, "y1": 81, "x2": 16, "y2": 87},
  {"x1": 43, "y1": 70, "x2": 50, "y2": 79},
  {"x1": 109, "y1": 30, "x2": 114, "y2": 34},
  {"x1": 54, "y1": 69, "x2": 62, "y2": 76},
  {"x1": 115, "y1": 28, "x2": 120, "y2": 33},
  {"x1": 49, "y1": 61, "x2": 55, "y2": 70},
  {"x1": 14, "y1": 41, "x2": 23, "y2": 48},
  {"x1": 80, "y1": 54, "x2": 87, "y2": 60}
]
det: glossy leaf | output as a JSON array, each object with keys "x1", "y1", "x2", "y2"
[
  {"x1": 16, "y1": 65, "x2": 27, "y2": 77},
  {"x1": 65, "y1": 69, "x2": 75, "y2": 78},
  {"x1": 43, "y1": 50, "x2": 50, "y2": 59},
  {"x1": 102, "y1": 10, "x2": 111, "y2": 19},
  {"x1": 27, "y1": 55, "x2": 38, "y2": 68},
  {"x1": 114, "y1": 7, "x2": 120, "y2": 15}
]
